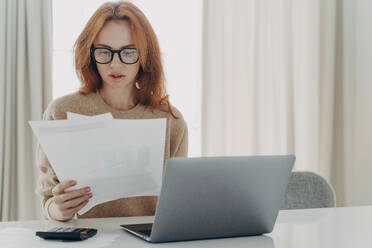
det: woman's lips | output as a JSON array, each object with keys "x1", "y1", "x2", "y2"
[{"x1": 109, "y1": 74, "x2": 126, "y2": 81}]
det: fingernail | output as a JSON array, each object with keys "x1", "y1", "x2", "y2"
[
  {"x1": 71, "y1": 180, "x2": 76, "y2": 185},
  {"x1": 85, "y1": 187, "x2": 91, "y2": 192}
]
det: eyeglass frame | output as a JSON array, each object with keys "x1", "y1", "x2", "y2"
[{"x1": 90, "y1": 46, "x2": 140, "y2": 65}]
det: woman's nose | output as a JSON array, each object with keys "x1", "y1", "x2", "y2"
[{"x1": 110, "y1": 53, "x2": 122, "y2": 67}]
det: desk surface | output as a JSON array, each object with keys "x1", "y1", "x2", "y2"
[{"x1": 1, "y1": 206, "x2": 371, "y2": 248}]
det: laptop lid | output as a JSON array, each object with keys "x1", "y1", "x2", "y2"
[{"x1": 123, "y1": 155, "x2": 295, "y2": 243}]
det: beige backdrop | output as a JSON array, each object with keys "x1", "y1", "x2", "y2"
[{"x1": 0, "y1": 0, "x2": 52, "y2": 221}]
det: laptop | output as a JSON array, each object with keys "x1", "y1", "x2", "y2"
[{"x1": 121, "y1": 155, "x2": 295, "y2": 243}]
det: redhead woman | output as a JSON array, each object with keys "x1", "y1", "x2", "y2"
[{"x1": 36, "y1": 1, "x2": 188, "y2": 221}]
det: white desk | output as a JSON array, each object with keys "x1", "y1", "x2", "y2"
[{"x1": 1, "y1": 206, "x2": 371, "y2": 247}]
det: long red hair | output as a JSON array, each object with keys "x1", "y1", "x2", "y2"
[{"x1": 74, "y1": 1, "x2": 177, "y2": 118}]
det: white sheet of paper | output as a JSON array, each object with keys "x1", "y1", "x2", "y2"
[
  {"x1": 29, "y1": 117, "x2": 166, "y2": 215},
  {"x1": 66, "y1": 112, "x2": 114, "y2": 120}
]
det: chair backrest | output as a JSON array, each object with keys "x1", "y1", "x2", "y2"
[{"x1": 281, "y1": 171, "x2": 336, "y2": 210}]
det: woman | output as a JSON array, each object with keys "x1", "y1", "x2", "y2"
[{"x1": 36, "y1": 1, "x2": 188, "y2": 221}]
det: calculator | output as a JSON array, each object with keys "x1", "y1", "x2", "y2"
[{"x1": 36, "y1": 227, "x2": 97, "y2": 241}]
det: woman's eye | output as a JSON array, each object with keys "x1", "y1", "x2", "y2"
[
  {"x1": 99, "y1": 51, "x2": 110, "y2": 56},
  {"x1": 122, "y1": 50, "x2": 137, "y2": 57}
]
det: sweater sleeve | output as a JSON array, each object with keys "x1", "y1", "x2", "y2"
[
  {"x1": 35, "y1": 145, "x2": 59, "y2": 219},
  {"x1": 34, "y1": 103, "x2": 60, "y2": 220},
  {"x1": 174, "y1": 120, "x2": 188, "y2": 157},
  {"x1": 169, "y1": 110, "x2": 189, "y2": 158}
]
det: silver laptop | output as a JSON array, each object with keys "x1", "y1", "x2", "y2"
[{"x1": 121, "y1": 155, "x2": 295, "y2": 243}]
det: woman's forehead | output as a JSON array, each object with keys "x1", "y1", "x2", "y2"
[{"x1": 95, "y1": 20, "x2": 134, "y2": 49}]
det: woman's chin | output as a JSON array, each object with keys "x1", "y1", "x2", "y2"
[{"x1": 103, "y1": 79, "x2": 133, "y2": 89}]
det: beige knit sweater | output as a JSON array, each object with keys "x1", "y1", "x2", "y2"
[{"x1": 36, "y1": 91, "x2": 188, "y2": 219}]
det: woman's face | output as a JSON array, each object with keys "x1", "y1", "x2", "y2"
[{"x1": 94, "y1": 20, "x2": 140, "y2": 89}]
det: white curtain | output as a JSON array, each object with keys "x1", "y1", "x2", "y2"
[
  {"x1": 0, "y1": 0, "x2": 53, "y2": 221},
  {"x1": 202, "y1": 0, "x2": 371, "y2": 207}
]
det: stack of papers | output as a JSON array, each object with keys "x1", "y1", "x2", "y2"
[{"x1": 29, "y1": 112, "x2": 166, "y2": 214}]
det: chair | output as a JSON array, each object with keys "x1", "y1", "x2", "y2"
[{"x1": 281, "y1": 171, "x2": 336, "y2": 210}]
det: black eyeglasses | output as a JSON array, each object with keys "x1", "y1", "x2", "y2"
[{"x1": 90, "y1": 47, "x2": 139, "y2": 64}]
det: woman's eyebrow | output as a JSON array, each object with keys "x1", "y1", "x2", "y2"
[{"x1": 96, "y1": 43, "x2": 136, "y2": 49}]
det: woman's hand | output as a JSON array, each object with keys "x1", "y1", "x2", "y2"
[{"x1": 48, "y1": 180, "x2": 92, "y2": 221}]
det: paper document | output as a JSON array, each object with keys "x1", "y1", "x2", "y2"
[
  {"x1": 66, "y1": 112, "x2": 114, "y2": 120},
  {"x1": 29, "y1": 114, "x2": 166, "y2": 215}
]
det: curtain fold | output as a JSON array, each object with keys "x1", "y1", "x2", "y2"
[
  {"x1": 0, "y1": 0, "x2": 52, "y2": 221},
  {"x1": 202, "y1": 0, "x2": 360, "y2": 206}
]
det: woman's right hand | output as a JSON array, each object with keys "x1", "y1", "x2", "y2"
[{"x1": 48, "y1": 180, "x2": 93, "y2": 221}]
